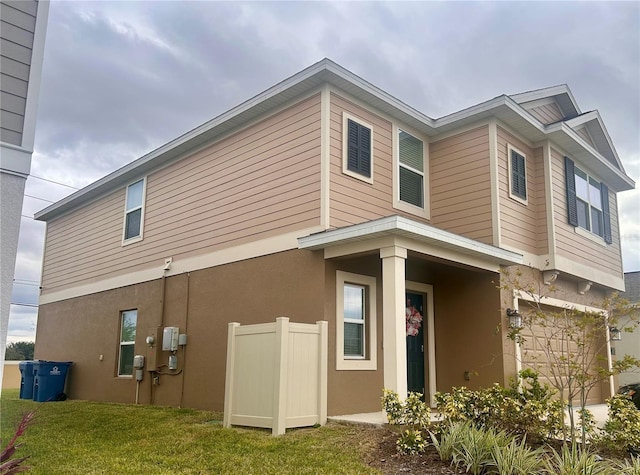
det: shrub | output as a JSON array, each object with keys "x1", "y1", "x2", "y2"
[
  {"x1": 488, "y1": 436, "x2": 545, "y2": 475},
  {"x1": 595, "y1": 395, "x2": 640, "y2": 455},
  {"x1": 396, "y1": 428, "x2": 426, "y2": 455},
  {"x1": 429, "y1": 420, "x2": 471, "y2": 462},
  {"x1": 433, "y1": 370, "x2": 564, "y2": 443},
  {"x1": 545, "y1": 443, "x2": 613, "y2": 475},
  {"x1": 381, "y1": 389, "x2": 430, "y2": 454}
]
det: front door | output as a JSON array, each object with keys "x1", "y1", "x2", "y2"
[{"x1": 406, "y1": 291, "x2": 425, "y2": 398}]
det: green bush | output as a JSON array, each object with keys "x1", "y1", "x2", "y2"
[
  {"x1": 396, "y1": 428, "x2": 426, "y2": 455},
  {"x1": 429, "y1": 421, "x2": 471, "y2": 462},
  {"x1": 433, "y1": 370, "x2": 564, "y2": 443},
  {"x1": 488, "y1": 436, "x2": 545, "y2": 475},
  {"x1": 595, "y1": 395, "x2": 640, "y2": 455},
  {"x1": 381, "y1": 389, "x2": 430, "y2": 454},
  {"x1": 545, "y1": 443, "x2": 613, "y2": 475}
]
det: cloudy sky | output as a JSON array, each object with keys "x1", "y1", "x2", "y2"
[{"x1": 9, "y1": 0, "x2": 640, "y2": 343}]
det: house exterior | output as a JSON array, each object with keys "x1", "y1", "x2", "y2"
[
  {"x1": 0, "y1": 0, "x2": 49, "y2": 390},
  {"x1": 619, "y1": 271, "x2": 640, "y2": 386},
  {"x1": 34, "y1": 59, "x2": 635, "y2": 415}
]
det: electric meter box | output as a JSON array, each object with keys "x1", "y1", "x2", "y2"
[
  {"x1": 162, "y1": 326, "x2": 179, "y2": 351},
  {"x1": 133, "y1": 354, "x2": 145, "y2": 369}
]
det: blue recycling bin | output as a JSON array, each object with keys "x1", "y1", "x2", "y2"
[
  {"x1": 18, "y1": 361, "x2": 36, "y2": 400},
  {"x1": 32, "y1": 361, "x2": 72, "y2": 402}
]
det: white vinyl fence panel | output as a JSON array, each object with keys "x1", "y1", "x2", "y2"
[{"x1": 223, "y1": 317, "x2": 328, "y2": 435}]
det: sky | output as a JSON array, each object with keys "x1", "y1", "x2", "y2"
[{"x1": 8, "y1": 0, "x2": 640, "y2": 343}]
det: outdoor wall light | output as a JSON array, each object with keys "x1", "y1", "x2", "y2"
[
  {"x1": 609, "y1": 327, "x2": 622, "y2": 342},
  {"x1": 506, "y1": 308, "x2": 523, "y2": 328}
]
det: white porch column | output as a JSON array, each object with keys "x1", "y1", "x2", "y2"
[{"x1": 381, "y1": 246, "x2": 407, "y2": 399}]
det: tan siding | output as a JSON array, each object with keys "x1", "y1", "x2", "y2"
[
  {"x1": 525, "y1": 101, "x2": 564, "y2": 124},
  {"x1": 41, "y1": 94, "x2": 323, "y2": 292},
  {"x1": 534, "y1": 147, "x2": 548, "y2": 254},
  {"x1": 551, "y1": 147, "x2": 623, "y2": 276},
  {"x1": 430, "y1": 126, "x2": 493, "y2": 243},
  {"x1": 328, "y1": 93, "x2": 396, "y2": 227},
  {"x1": 497, "y1": 127, "x2": 547, "y2": 254}
]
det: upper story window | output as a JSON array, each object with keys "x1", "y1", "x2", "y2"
[
  {"x1": 118, "y1": 309, "x2": 137, "y2": 377},
  {"x1": 508, "y1": 145, "x2": 527, "y2": 203},
  {"x1": 398, "y1": 130, "x2": 425, "y2": 208},
  {"x1": 393, "y1": 125, "x2": 429, "y2": 218},
  {"x1": 564, "y1": 157, "x2": 612, "y2": 244},
  {"x1": 342, "y1": 113, "x2": 374, "y2": 184},
  {"x1": 336, "y1": 271, "x2": 377, "y2": 370},
  {"x1": 123, "y1": 178, "x2": 146, "y2": 244}
]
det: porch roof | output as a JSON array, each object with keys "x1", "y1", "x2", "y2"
[{"x1": 298, "y1": 216, "x2": 523, "y2": 268}]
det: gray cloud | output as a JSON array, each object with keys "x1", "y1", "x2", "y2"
[{"x1": 10, "y1": 0, "x2": 639, "y2": 342}]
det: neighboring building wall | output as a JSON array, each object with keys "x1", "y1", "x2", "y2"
[
  {"x1": 1, "y1": 0, "x2": 39, "y2": 145},
  {"x1": 550, "y1": 146, "x2": 623, "y2": 281},
  {"x1": 0, "y1": 0, "x2": 48, "y2": 393},
  {"x1": 619, "y1": 271, "x2": 640, "y2": 386},
  {"x1": 430, "y1": 125, "x2": 493, "y2": 244},
  {"x1": 40, "y1": 94, "x2": 323, "y2": 295},
  {"x1": 497, "y1": 126, "x2": 548, "y2": 256},
  {"x1": 2, "y1": 361, "x2": 21, "y2": 390},
  {"x1": 523, "y1": 101, "x2": 564, "y2": 125}
]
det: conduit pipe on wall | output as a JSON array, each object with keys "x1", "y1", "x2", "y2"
[{"x1": 179, "y1": 272, "x2": 191, "y2": 408}]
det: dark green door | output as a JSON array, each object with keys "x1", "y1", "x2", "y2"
[{"x1": 406, "y1": 292, "x2": 425, "y2": 398}]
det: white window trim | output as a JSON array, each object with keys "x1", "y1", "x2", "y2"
[
  {"x1": 117, "y1": 309, "x2": 137, "y2": 378},
  {"x1": 336, "y1": 271, "x2": 377, "y2": 370},
  {"x1": 507, "y1": 144, "x2": 528, "y2": 205},
  {"x1": 392, "y1": 123, "x2": 430, "y2": 219},
  {"x1": 122, "y1": 177, "x2": 147, "y2": 246},
  {"x1": 573, "y1": 166, "x2": 605, "y2": 239},
  {"x1": 342, "y1": 112, "x2": 374, "y2": 185}
]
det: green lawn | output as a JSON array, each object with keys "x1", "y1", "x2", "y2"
[{"x1": 1, "y1": 390, "x2": 379, "y2": 474}]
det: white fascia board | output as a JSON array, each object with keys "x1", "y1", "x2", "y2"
[
  {"x1": 298, "y1": 215, "x2": 523, "y2": 266},
  {"x1": 545, "y1": 122, "x2": 635, "y2": 190},
  {"x1": 566, "y1": 112, "x2": 624, "y2": 172},
  {"x1": 509, "y1": 85, "x2": 581, "y2": 116}
]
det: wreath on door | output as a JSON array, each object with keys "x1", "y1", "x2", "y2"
[{"x1": 406, "y1": 301, "x2": 423, "y2": 337}]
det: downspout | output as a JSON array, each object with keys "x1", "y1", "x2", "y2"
[
  {"x1": 605, "y1": 323, "x2": 615, "y2": 397},
  {"x1": 151, "y1": 271, "x2": 169, "y2": 405},
  {"x1": 179, "y1": 272, "x2": 190, "y2": 408}
]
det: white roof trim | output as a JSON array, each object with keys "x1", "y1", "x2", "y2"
[
  {"x1": 509, "y1": 85, "x2": 581, "y2": 116},
  {"x1": 565, "y1": 111, "x2": 624, "y2": 171},
  {"x1": 35, "y1": 60, "x2": 633, "y2": 221},
  {"x1": 298, "y1": 215, "x2": 523, "y2": 266}
]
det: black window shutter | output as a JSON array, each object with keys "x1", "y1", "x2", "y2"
[
  {"x1": 564, "y1": 156, "x2": 578, "y2": 226},
  {"x1": 601, "y1": 183, "x2": 612, "y2": 244},
  {"x1": 511, "y1": 151, "x2": 526, "y2": 199},
  {"x1": 346, "y1": 119, "x2": 371, "y2": 178}
]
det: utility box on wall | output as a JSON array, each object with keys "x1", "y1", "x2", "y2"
[{"x1": 146, "y1": 327, "x2": 162, "y2": 371}]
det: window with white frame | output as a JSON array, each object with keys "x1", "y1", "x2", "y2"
[
  {"x1": 508, "y1": 145, "x2": 527, "y2": 203},
  {"x1": 398, "y1": 129, "x2": 425, "y2": 208},
  {"x1": 564, "y1": 156, "x2": 612, "y2": 243},
  {"x1": 118, "y1": 310, "x2": 137, "y2": 376},
  {"x1": 336, "y1": 271, "x2": 377, "y2": 370},
  {"x1": 123, "y1": 179, "x2": 145, "y2": 243},
  {"x1": 342, "y1": 113, "x2": 374, "y2": 183}
]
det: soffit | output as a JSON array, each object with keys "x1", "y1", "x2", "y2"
[{"x1": 298, "y1": 215, "x2": 523, "y2": 268}]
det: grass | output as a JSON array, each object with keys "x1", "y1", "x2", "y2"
[{"x1": 0, "y1": 390, "x2": 379, "y2": 474}]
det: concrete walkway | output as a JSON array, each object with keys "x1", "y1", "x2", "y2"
[{"x1": 329, "y1": 404, "x2": 610, "y2": 428}]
